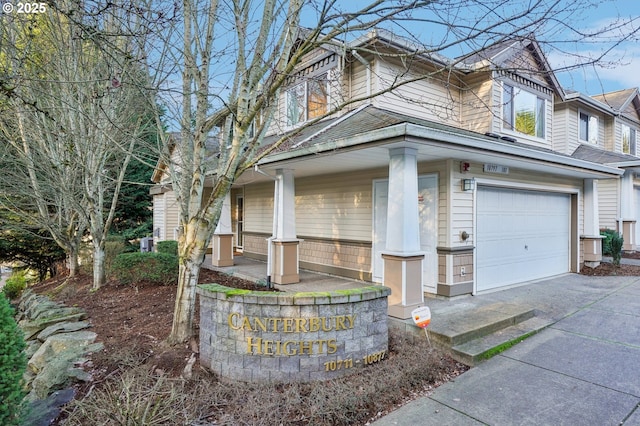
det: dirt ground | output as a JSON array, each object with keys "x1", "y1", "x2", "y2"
[
  {"x1": 31, "y1": 268, "x2": 261, "y2": 380},
  {"x1": 32, "y1": 258, "x2": 640, "y2": 379},
  {"x1": 580, "y1": 252, "x2": 640, "y2": 276}
]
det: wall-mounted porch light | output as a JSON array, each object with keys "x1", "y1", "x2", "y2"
[{"x1": 462, "y1": 178, "x2": 476, "y2": 192}]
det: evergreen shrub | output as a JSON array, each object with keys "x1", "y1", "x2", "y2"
[
  {"x1": 2, "y1": 271, "x2": 26, "y2": 300},
  {"x1": 600, "y1": 228, "x2": 617, "y2": 256},
  {"x1": 111, "y1": 252, "x2": 178, "y2": 286},
  {"x1": 610, "y1": 232, "x2": 624, "y2": 266},
  {"x1": 0, "y1": 292, "x2": 27, "y2": 425},
  {"x1": 156, "y1": 240, "x2": 178, "y2": 257}
]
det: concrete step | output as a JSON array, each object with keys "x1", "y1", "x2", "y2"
[
  {"x1": 427, "y1": 302, "x2": 535, "y2": 348},
  {"x1": 450, "y1": 316, "x2": 553, "y2": 366},
  {"x1": 388, "y1": 302, "x2": 552, "y2": 366}
]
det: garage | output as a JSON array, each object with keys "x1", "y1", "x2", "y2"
[{"x1": 476, "y1": 186, "x2": 571, "y2": 292}]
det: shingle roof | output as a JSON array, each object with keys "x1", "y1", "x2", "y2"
[
  {"x1": 571, "y1": 144, "x2": 638, "y2": 164},
  {"x1": 264, "y1": 105, "x2": 572, "y2": 160},
  {"x1": 592, "y1": 88, "x2": 638, "y2": 111}
]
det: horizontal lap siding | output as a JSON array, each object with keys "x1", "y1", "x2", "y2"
[
  {"x1": 152, "y1": 194, "x2": 165, "y2": 240},
  {"x1": 166, "y1": 192, "x2": 180, "y2": 240},
  {"x1": 373, "y1": 59, "x2": 460, "y2": 126},
  {"x1": 552, "y1": 105, "x2": 570, "y2": 154},
  {"x1": 461, "y1": 73, "x2": 493, "y2": 134},
  {"x1": 244, "y1": 182, "x2": 274, "y2": 234},
  {"x1": 598, "y1": 179, "x2": 619, "y2": 230},
  {"x1": 295, "y1": 172, "x2": 374, "y2": 241}
]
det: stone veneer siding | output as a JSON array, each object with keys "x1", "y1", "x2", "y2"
[{"x1": 197, "y1": 284, "x2": 391, "y2": 382}]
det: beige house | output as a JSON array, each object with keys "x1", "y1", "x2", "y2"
[
  {"x1": 558, "y1": 88, "x2": 640, "y2": 251},
  {"x1": 152, "y1": 31, "x2": 638, "y2": 319}
]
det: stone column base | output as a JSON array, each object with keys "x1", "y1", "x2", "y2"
[
  {"x1": 272, "y1": 239, "x2": 300, "y2": 284},
  {"x1": 383, "y1": 253, "x2": 424, "y2": 319},
  {"x1": 211, "y1": 234, "x2": 234, "y2": 267},
  {"x1": 581, "y1": 235, "x2": 603, "y2": 268}
]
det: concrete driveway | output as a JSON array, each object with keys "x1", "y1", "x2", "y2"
[{"x1": 375, "y1": 275, "x2": 640, "y2": 425}]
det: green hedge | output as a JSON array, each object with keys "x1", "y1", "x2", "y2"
[
  {"x1": 110, "y1": 252, "x2": 179, "y2": 286},
  {"x1": 0, "y1": 293, "x2": 27, "y2": 425},
  {"x1": 156, "y1": 240, "x2": 178, "y2": 257},
  {"x1": 601, "y1": 228, "x2": 623, "y2": 266}
]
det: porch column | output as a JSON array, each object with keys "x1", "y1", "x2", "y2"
[
  {"x1": 582, "y1": 179, "x2": 602, "y2": 268},
  {"x1": 383, "y1": 147, "x2": 424, "y2": 319},
  {"x1": 270, "y1": 169, "x2": 300, "y2": 284},
  {"x1": 211, "y1": 193, "x2": 234, "y2": 267},
  {"x1": 620, "y1": 170, "x2": 636, "y2": 250}
]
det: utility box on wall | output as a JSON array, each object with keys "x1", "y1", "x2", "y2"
[{"x1": 140, "y1": 237, "x2": 154, "y2": 253}]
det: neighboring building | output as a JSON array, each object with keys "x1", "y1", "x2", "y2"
[
  {"x1": 152, "y1": 30, "x2": 638, "y2": 319},
  {"x1": 557, "y1": 88, "x2": 640, "y2": 251}
]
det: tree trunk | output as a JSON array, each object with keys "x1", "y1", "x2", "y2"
[
  {"x1": 92, "y1": 241, "x2": 106, "y2": 290},
  {"x1": 167, "y1": 223, "x2": 209, "y2": 344},
  {"x1": 67, "y1": 251, "x2": 79, "y2": 277}
]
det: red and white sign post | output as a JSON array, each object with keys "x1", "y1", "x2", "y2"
[{"x1": 411, "y1": 306, "x2": 432, "y2": 346}]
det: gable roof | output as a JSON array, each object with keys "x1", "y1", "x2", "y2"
[
  {"x1": 592, "y1": 88, "x2": 639, "y2": 111},
  {"x1": 592, "y1": 88, "x2": 640, "y2": 122},
  {"x1": 456, "y1": 37, "x2": 565, "y2": 98}
]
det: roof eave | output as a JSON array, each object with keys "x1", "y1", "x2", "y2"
[{"x1": 258, "y1": 123, "x2": 623, "y2": 178}]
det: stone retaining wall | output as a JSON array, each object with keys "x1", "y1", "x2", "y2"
[{"x1": 197, "y1": 284, "x2": 391, "y2": 382}]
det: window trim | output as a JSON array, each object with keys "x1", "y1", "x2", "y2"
[
  {"x1": 502, "y1": 82, "x2": 547, "y2": 140},
  {"x1": 285, "y1": 73, "x2": 330, "y2": 128},
  {"x1": 578, "y1": 109, "x2": 599, "y2": 145},
  {"x1": 622, "y1": 123, "x2": 637, "y2": 156}
]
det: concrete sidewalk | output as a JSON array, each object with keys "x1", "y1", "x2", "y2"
[{"x1": 375, "y1": 274, "x2": 640, "y2": 425}]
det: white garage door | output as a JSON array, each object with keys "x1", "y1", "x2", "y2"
[{"x1": 476, "y1": 187, "x2": 570, "y2": 292}]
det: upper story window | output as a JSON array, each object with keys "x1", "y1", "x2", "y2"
[
  {"x1": 286, "y1": 73, "x2": 329, "y2": 127},
  {"x1": 622, "y1": 124, "x2": 637, "y2": 155},
  {"x1": 579, "y1": 111, "x2": 599, "y2": 144},
  {"x1": 502, "y1": 83, "x2": 545, "y2": 139}
]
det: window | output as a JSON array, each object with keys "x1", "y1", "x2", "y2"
[
  {"x1": 622, "y1": 124, "x2": 637, "y2": 155},
  {"x1": 503, "y1": 83, "x2": 546, "y2": 138},
  {"x1": 579, "y1": 111, "x2": 599, "y2": 144},
  {"x1": 286, "y1": 73, "x2": 328, "y2": 127}
]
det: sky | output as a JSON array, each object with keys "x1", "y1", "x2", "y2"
[{"x1": 548, "y1": 0, "x2": 640, "y2": 95}]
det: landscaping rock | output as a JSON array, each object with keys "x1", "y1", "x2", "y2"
[
  {"x1": 15, "y1": 291, "x2": 101, "y2": 405},
  {"x1": 34, "y1": 341, "x2": 102, "y2": 399},
  {"x1": 23, "y1": 388, "x2": 76, "y2": 426},
  {"x1": 19, "y1": 312, "x2": 87, "y2": 340},
  {"x1": 37, "y1": 320, "x2": 91, "y2": 342},
  {"x1": 28, "y1": 330, "x2": 99, "y2": 374}
]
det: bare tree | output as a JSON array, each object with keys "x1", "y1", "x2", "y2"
[{"x1": 0, "y1": 4, "x2": 156, "y2": 288}]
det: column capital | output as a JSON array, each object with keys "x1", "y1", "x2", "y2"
[{"x1": 388, "y1": 146, "x2": 418, "y2": 157}]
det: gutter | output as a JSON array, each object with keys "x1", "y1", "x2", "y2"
[{"x1": 258, "y1": 122, "x2": 624, "y2": 177}]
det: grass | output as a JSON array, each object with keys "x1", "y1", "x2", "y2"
[{"x1": 479, "y1": 330, "x2": 539, "y2": 360}]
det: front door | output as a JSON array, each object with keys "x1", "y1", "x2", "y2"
[{"x1": 372, "y1": 175, "x2": 438, "y2": 292}]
